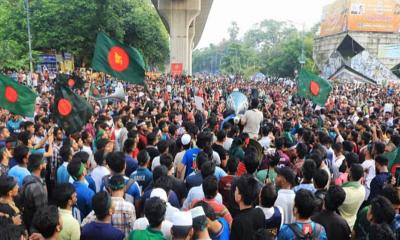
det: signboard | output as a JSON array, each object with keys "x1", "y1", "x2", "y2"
[
  {"x1": 320, "y1": 0, "x2": 349, "y2": 37},
  {"x1": 194, "y1": 96, "x2": 204, "y2": 111},
  {"x1": 348, "y1": 0, "x2": 400, "y2": 33},
  {"x1": 320, "y1": 0, "x2": 400, "y2": 37},
  {"x1": 171, "y1": 63, "x2": 183, "y2": 76}
]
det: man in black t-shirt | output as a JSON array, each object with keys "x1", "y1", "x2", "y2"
[
  {"x1": 230, "y1": 175, "x2": 265, "y2": 240},
  {"x1": 312, "y1": 185, "x2": 351, "y2": 240},
  {"x1": 212, "y1": 130, "x2": 228, "y2": 168}
]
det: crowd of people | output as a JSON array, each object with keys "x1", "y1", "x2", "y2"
[{"x1": 0, "y1": 68, "x2": 399, "y2": 240}]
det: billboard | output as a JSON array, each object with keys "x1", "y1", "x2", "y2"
[
  {"x1": 320, "y1": 0, "x2": 349, "y2": 37},
  {"x1": 320, "y1": 0, "x2": 400, "y2": 37},
  {"x1": 348, "y1": 0, "x2": 400, "y2": 32}
]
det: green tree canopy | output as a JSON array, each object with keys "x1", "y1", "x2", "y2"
[
  {"x1": 193, "y1": 19, "x2": 319, "y2": 79},
  {"x1": 0, "y1": 0, "x2": 169, "y2": 70}
]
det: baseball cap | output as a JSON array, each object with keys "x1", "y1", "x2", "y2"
[
  {"x1": 276, "y1": 166, "x2": 296, "y2": 186},
  {"x1": 150, "y1": 188, "x2": 168, "y2": 202},
  {"x1": 181, "y1": 134, "x2": 191, "y2": 146},
  {"x1": 172, "y1": 211, "x2": 192, "y2": 227}
]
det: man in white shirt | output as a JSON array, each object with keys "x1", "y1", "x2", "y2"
[
  {"x1": 241, "y1": 99, "x2": 263, "y2": 140},
  {"x1": 274, "y1": 167, "x2": 296, "y2": 224},
  {"x1": 361, "y1": 144, "x2": 376, "y2": 200},
  {"x1": 91, "y1": 150, "x2": 110, "y2": 192}
]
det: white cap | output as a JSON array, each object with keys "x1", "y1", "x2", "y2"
[
  {"x1": 181, "y1": 134, "x2": 191, "y2": 146},
  {"x1": 150, "y1": 188, "x2": 168, "y2": 202},
  {"x1": 190, "y1": 206, "x2": 205, "y2": 218},
  {"x1": 172, "y1": 211, "x2": 192, "y2": 227}
]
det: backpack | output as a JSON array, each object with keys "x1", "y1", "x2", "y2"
[
  {"x1": 101, "y1": 174, "x2": 137, "y2": 203},
  {"x1": 288, "y1": 223, "x2": 322, "y2": 240}
]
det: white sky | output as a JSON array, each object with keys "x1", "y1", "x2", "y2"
[{"x1": 196, "y1": 0, "x2": 336, "y2": 49}]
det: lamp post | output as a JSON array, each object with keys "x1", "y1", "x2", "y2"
[{"x1": 24, "y1": 0, "x2": 33, "y2": 85}]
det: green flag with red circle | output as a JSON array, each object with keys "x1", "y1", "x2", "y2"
[
  {"x1": 297, "y1": 69, "x2": 332, "y2": 106},
  {"x1": 0, "y1": 74, "x2": 37, "y2": 117},
  {"x1": 57, "y1": 74, "x2": 85, "y2": 90},
  {"x1": 53, "y1": 82, "x2": 93, "y2": 134},
  {"x1": 92, "y1": 32, "x2": 145, "y2": 85}
]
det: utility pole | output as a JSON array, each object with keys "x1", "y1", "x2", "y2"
[
  {"x1": 24, "y1": 0, "x2": 33, "y2": 85},
  {"x1": 299, "y1": 23, "x2": 306, "y2": 69}
]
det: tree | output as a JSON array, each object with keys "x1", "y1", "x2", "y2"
[
  {"x1": 193, "y1": 18, "x2": 317, "y2": 79},
  {"x1": 0, "y1": 0, "x2": 169, "y2": 70},
  {"x1": 228, "y1": 21, "x2": 239, "y2": 41}
]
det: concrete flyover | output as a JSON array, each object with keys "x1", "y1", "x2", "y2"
[{"x1": 152, "y1": 0, "x2": 214, "y2": 75}]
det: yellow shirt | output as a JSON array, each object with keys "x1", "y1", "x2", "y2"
[{"x1": 59, "y1": 208, "x2": 80, "y2": 240}]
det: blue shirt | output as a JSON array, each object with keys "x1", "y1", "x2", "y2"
[
  {"x1": 81, "y1": 222, "x2": 124, "y2": 240},
  {"x1": 86, "y1": 175, "x2": 96, "y2": 193},
  {"x1": 130, "y1": 167, "x2": 153, "y2": 191},
  {"x1": 211, "y1": 217, "x2": 230, "y2": 240},
  {"x1": 124, "y1": 154, "x2": 138, "y2": 177},
  {"x1": 277, "y1": 221, "x2": 327, "y2": 240},
  {"x1": 6, "y1": 119, "x2": 22, "y2": 135},
  {"x1": 73, "y1": 180, "x2": 95, "y2": 218},
  {"x1": 8, "y1": 165, "x2": 31, "y2": 187},
  {"x1": 182, "y1": 148, "x2": 201, "y2": 178},
  {"x1": 56, "y1": 163, "x2": 70, "y2": 184}
]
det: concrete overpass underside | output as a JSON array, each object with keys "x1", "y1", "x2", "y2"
[{"x1": 152, "y1": 0, "x2": 213, "y2": 75}]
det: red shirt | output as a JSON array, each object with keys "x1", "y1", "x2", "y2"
[
  {"x1": 236, "y1": 162, "x2": 247, "y2": 176},
  {"x1": 191, "y1": 198, "x2": 233, "y2": 226},
  {"x1": 218, "y1": 175, "x2": 235, "y2": 207},
  {"x1": 131, "y1": 148, "x2": 139, "y2": 159}
]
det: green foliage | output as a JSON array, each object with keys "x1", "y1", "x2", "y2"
[
  {"x1": 0, "y1": 0, "x2": 169, "y2": 70},
  {"x1": 193, "y1": 19, "x2": 319, "y2": 79}
]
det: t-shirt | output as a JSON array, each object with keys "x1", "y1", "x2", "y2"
[
  {"x1": 181, "y1": 148, "x2": 201, "y2": 178},
  {"x1": 312, "y1": 210, "x2": 351, "y2": 240},
  {"x1": 275, "y1": 189, "x2": 295, "y2": 224},
  {"x1": 91, "y1": 166, "x2": 110, "y2": 192},
  {"x1": 277, "y1": 221, "x2": 327, "y2": 240},
  {"x1": 256, "y1": 169, "x2": 277, "y2": 185},
  {"x1": 210, "y1": 218, "x2": 230, "y2": 240},
  {"x1": 128, "y1": 227, "x2": 165, "y2": 240},
  {"x1": 218, "y1": 175, "x2": 234, "y2": 207},
  {"x1": 8, "y1": 165, "x2": 30, "y2": 187},
  {"x1": 130, "y1": 167, "x2": 153, "y2": 191},
  {"x1": 338, "y1": 181, "x2": 366, "y2": 229},
  {"x1": 56, "y1": 162, "x2": 70, "y2": 184},
  {"x1": 81, "y1": 222, "x2": 124, "y2": 240},
  {"x1": 230, "y1": 208, "x2": 265, "y2": 240},
  {"x1": 73, "y1": 181, "x2": 95, "y2": 219},
  {"x1": 242, "y1": 109, "x2": 263, "y2": 139}
]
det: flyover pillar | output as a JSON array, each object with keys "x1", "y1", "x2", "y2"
[{"x1": 157, "y1": 0, "x2": 201, "y2": 75}]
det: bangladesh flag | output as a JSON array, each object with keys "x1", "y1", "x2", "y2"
[
  {"x1": 297, "y1": 69, "x2": 332, "y2": 106},
  {"x1": 92, "y1": 32, "x2": 145, "y2": 85},
  {"x1": 57, "y1": 74, "x2": 85, "y2": 90},
  {"x1": 0, "y1": 74, "x2": 37, "y2": 117},
  {"x1": 53, "y1": 83, "x2": 93, "y2": 134}
]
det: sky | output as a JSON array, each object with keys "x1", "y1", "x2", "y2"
[{"x1": 196, "y1": 0, "x2": 336, "y2": 49}]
